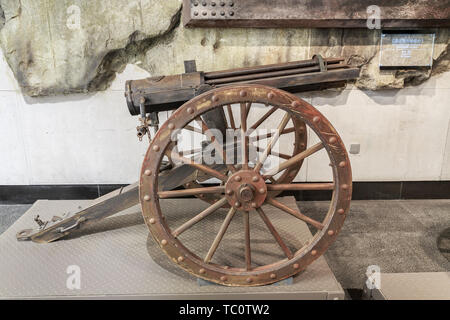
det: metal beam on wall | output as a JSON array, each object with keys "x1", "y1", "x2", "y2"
[{"x1": 183, "y1": 0, "x2": 450, "y2": 28}]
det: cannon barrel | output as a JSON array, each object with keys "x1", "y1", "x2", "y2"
[
  {"x1": 125, "y1": 56, "x2": 359, "y2": 116},
  {"x1": 203, "y1": 57, "x2": 344, "y2": 80}
]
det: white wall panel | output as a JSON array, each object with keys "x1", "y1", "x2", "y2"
[
  {"x1": 0, "y1": 51, "x2": 20, "y2": 91},
  {"x1": 0, "y1": 92, "x2": 30, "y2": 184},
  {"x1": 15, "y1": 91, "x2": 148, "y2": 184},
  {"x1": 309, "y1": 87, "x2": 450, "y2": 181},
  {"x1": 440, "y1": 117, "x2": 450, "y2": 180}
]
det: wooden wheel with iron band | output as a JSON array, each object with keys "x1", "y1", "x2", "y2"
[{"x1": 140, "y1": 84, "x2": 352, "y2": 286}]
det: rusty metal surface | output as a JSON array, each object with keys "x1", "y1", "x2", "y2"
[
  {"x1": 140, "y1": 84, "x2": 352, "y2": 286},
  {"x1": 16, "y1": 183, "x2": 140, "y2": 243},
  {"x1": 183, "y1": 0, "x2": 450, "y2": 28},
  {"x1": 125, "y1": 56, "x2": 360, "y2": 116}
]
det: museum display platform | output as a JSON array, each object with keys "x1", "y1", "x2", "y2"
[
  {"x1": 364, "y1": 272, "x2": 450, "y2": 300},
  {"x1": 0, "y1": 197, "x2": 344, "y2": 300}
]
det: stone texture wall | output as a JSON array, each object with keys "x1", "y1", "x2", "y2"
[
  {"x1": 0, "y1": 0, "x2": 182, "y2": 96},
  {"x1": 0, "y1": 4, "x2": 5, "y2": 29},
  {"x1": 0, "y1": 0, "x2": 449, "y2": 96}
]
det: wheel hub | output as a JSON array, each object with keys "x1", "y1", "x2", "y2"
[
  {"x1": 238, "y1": 184, "x2": 255, "y2": 202},
  {"x1": 225, "y1": 170, "x2": 267, "y2": 211}
]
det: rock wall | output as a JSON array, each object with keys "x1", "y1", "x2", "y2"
[
  {"x1": 0, "y1": 0, "x2": 182, "y2": 96},
  {"x1": 0, "y1": 0, "x2": 449, "y2": 96},
  {"x1": 0, "y1": 4, "x2": 4, "y2": 29}
]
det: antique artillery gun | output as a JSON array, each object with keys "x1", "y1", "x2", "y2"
[{"x1": 17, "y1": 56, "x2": 359, "y2": 286}]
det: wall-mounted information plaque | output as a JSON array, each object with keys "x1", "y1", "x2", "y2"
[{"x1": 379, "y1": 33, "x2": 435, "y2": 68}]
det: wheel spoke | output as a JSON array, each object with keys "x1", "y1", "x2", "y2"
[
  {"x1": 173, "y1": 198, "x2": 228, "y2": 237},
  {"x1": 250, "y1": 132, "x2": 273, "y2": 143},
  {"x1": 168, "y1": 151, "x2": 228, "y2": 182},
  {"x1": 180, "y1": 147, "x2": 203, "y2": 157},
  {"x1": 256, "y1": 146, "x2": 291, "y2": 160},
  {"x1": 184, "y1": 124, "x2": 203, "y2": 135},
  {"x1": 254, "y1": 113, "x2": 291, "y2": 173},
  {"x1": 226, "y1": 105, "x2": 236, "y2": 130},
  {"x1": 158, "y1": 186, "x2": 225, "y2": 199},
  {"x1": 267, "y1": 183, "x2": 335, "y2": 191},
  {"x1": 251, "y1": 106, "x2": 277, "y2": 130},
  {"x1": 240, "y1": 103, "x2": 249, "y2": 170},
  {"x1": 204, "y1": 207, "x2": 237, "y2": 263},
  {"x1": 281, "y1": 127, "x2": 296, "y2": 135},
  {"x1": 245, "y1": 102, "x2": 252, "y2": 120},
  {"x1": 244, "y1": 211, "x2": 252, "y2": 270},
  {"x1": 264, "y1": 142, "x2": 324, "y2": 178},
  {"x1": 196, "y1": 117, "x2": 237, "y2": 173},
  {"x1": 266, "y1": 198, "x2": 324, "y2": 230},
  {"x1": 250, "y1": 127, "x2": 296, "y2": 143},
  {"x1": 256, "y1": 207, "x2": 293, "y2": 259}
]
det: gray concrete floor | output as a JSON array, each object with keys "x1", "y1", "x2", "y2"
[
  {"x1": 0, "y1": 205, "x2": 32, "y2": 235},
  {"x1": 0, "y1": 200, "x2": 449, "y2": 291},
  {"x1": 301, "y1": 199, "x2": 450, "y2": 289}
]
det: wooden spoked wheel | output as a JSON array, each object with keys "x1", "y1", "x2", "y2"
[{"x1": 140, "y1": 85, "x2": 352, "y2": 286}]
